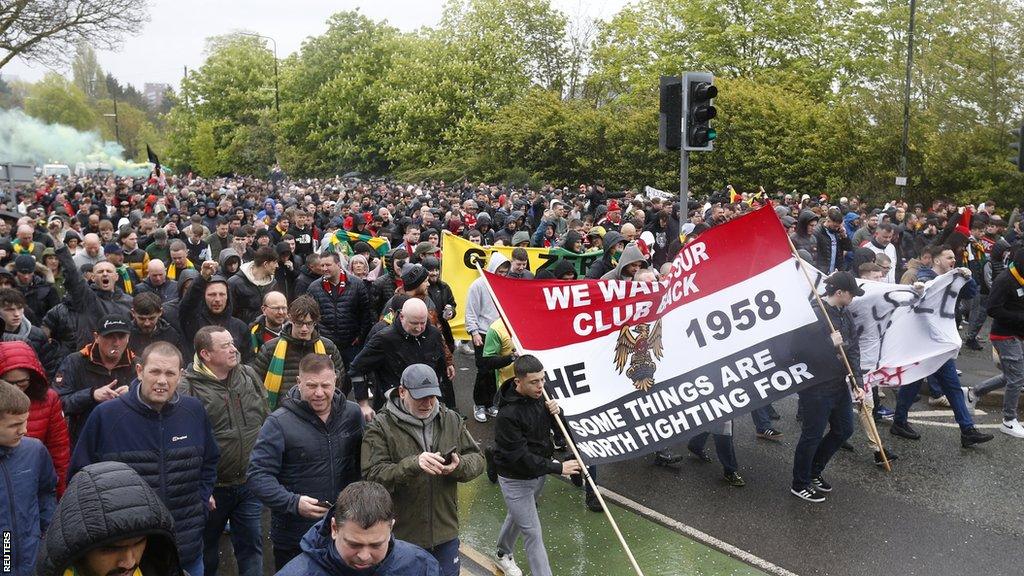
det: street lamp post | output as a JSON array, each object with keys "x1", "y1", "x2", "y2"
[
  {"x1": 239, "y1": 31, "x2": 279, "y2": 114},
  {"x1": 898, "y1": 0, "x2": 917, "y2": 197},
  {"x1": 103, "y1": 95, "x2": 120, "y2": 145}
]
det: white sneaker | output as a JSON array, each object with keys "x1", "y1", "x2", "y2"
[
  {"x1": 487, "y1": 406, "x2": 499, "y2": 418},
  {"x1": 474, "y1": 405, "x2": 488, "y2": 423},
  {"x1": 495, "y1": 553, "x2": 523, "y2": 576},
  {"x1": 1000, "y1": 419, "x2": 1024, "y2": 438}
]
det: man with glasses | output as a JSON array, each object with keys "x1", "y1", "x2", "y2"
[{"x1": 248, "y1": 291, "x2": 289, "y2": 355}]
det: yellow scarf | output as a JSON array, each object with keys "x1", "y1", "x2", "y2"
[
  {"x1": 263, "y1": 337, "x2": 326, "y2": 409},
  {"x1": 1010, "y1": 263, "x2": 1024, "y2": 287},
  {"x1": 65, "y1": 568, "x2": 142, "y2": 576},
  {"x1": 13, "y1": 242, "x2": 34, "y2": 254},
  {"x1": 167, "y1": 259, "x2": 194, "y2": 280}
]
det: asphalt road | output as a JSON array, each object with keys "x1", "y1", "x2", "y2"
[{"x1": 454, "y1": 340, "x2": 1024, "y2": 576}]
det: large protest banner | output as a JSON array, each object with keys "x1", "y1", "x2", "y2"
[
  {"x1": 483, "y1": 206, "x2": 847, "y2": 465},
  {"x1": 848, "y1": 272, "x2": 966, "y2": 387},
  {"x1": 441, "y1": 231, "x2": 603, "y2": 340}
]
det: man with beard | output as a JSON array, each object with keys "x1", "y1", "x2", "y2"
[
  {"x1": 179, "y1": 260, "x2": 250, "y2": 361},
  {"x1": 128, "y1": 292, "x2": 183, "y2": 356}
]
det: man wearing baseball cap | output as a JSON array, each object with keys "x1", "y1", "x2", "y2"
[
  {"x1": 791, "y1": 271, "x2": 865, "y2": 503},
  {"x1": 361, "y1": 364, "x2": 484, "y2": 576},
  {"x1": 54, "y1": 313, "x2": 135, "y2": 444}
]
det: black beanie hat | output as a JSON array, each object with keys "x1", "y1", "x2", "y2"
[{"x1": 401, "y1": 263, "x2": 429, "y2": 291}]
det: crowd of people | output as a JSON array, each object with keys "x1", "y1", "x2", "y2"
[{"x1": 0, "y1": 171, "x2": 1021, "y2": 575}]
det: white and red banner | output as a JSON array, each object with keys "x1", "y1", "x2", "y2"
[
  {"x1": 484, "y1": 207, "x2": 846, "y2": 464},
  {"x1": 847, "y1": 272, "x2": 967, "y2": 388}
]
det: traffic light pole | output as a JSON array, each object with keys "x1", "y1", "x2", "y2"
[{"x1": 680, "y1": 149, "x2": 690, "y2": 216}]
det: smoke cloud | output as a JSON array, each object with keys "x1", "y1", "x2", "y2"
[{"x1": 0, "y1": 108, "x2": 151, "y2": 175}]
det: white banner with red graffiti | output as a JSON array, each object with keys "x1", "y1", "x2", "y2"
[
  {"x1": 847, "y1": 271, "x2": 967, "y2": 388},
  {"x1": 482, "y1": 207, "x2": 847, "y2": 465}
]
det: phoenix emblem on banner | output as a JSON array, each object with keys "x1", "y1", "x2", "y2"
[{"x1": 613, "y1": 320, "x2": 664, "y2": 391}]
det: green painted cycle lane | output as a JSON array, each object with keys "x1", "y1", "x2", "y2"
[{"x1": 457, "y1": 476, "x2": 769, "y2": 576}]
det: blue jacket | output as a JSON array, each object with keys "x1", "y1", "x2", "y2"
[
  {"x1": 277, "y1": 513, "x2": 440, "y2": 576},
  {"x1": 247, "y1": 386, "x2": 363, "y2": 549},
  {"x1": 917, "y1": 267, "x2": 978, "y2": 299},
  {"x1": 0, "y1": 437, "x2": 57, "y2": 576},
  {"x1": 69, "y1": 382, "x2": 220, "y2": 564}
]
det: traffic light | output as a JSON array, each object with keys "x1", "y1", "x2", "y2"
[
  {"x1": 659, "y1": 76, "x2": 682, "y2": 152},
  {"x1": 1011, "y1": 123, "x2": 1024, "y2": 172},
  {"x1": 682, "y1": 72, "x2": 717, "y2": 151}
]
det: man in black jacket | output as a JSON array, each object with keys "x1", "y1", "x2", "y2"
[
  {"x1": 179, "y1": 261, "x2": 251, "y2": 361},
  {"x1": 814, "y1": 209, "x2": 853, "y2": 274},
  {"x1": 424, "y1": 256, "x2": 456, "y2": 351},
  {"x1": 307, "y1": 252, "x2": 374, "y2": 377},
  {"x1": 35, "y1": 461, "x2": 186, "y2": 576},
  {"x1": 791, "y1": 272, "x2": 865, "y2": 503},
  {"x1": 982, "y1": 249, "x2": 1024, "y2": 438},
  {"x1": 247, "y1": 353, "x2": 364, "y2": 571},
  {"x1": 349, "y1": 298, "x2": 454, "y2": 420},
  {"x1": 128, "y1": 292, "x2": 183, "y2": 357},
  {"x1": 492, "y1": 355, "x2": 581, "y2": 576}
]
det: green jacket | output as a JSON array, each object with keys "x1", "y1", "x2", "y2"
[
  {"x1": 361, "y1": 389, "x2": 484, "y2": 548},
  {"x1": 179, "y1": 362, "x2": 269, "y2": 487}
]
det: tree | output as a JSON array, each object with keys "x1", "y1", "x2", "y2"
[
  {"x1": 0, "y1": 0, "x2": 149, "y2": 69},
  {"x1": 191, "y1": 120, "x2": 219, "y2": 177},
  {"x1": 23, "y1": 73, "x2": 97, "y2": 131},
  {"x1": 71, "y1": 42, "x2": 106, "y2": 100}
]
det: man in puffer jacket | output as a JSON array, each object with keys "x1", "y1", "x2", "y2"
[
  {"x1": 0, "y1": 341, "x2": 70, "y2": 497},
  {"x1": 34, "y1": 461, "x2": 186, "y2": 576},
  {"x1": 307, "y1": 252, "x2": 374, "y2": 375},
  {"x1": 277, "y1": 481, "x2": 439, "y2": 576},
  {"x1": 247, "y1": 353, "x2": 364, "y2": 571},
  {"x1": 69, "y1": 342, "x2": 220, "y2": 576}
]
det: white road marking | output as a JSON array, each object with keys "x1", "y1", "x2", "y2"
[
  {"x1": 599, "y1": 487, "x2": 800, "y2": 576},
  {"x1": 906, "y1": 419, "x2": 1001, "y2": 429},
  {"x1": 909, "y1": 409, "x2": 986, "y2": 418}
]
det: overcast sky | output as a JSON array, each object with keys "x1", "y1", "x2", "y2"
[{"x1": 3, "y1": 0, "x2": 628, "y2": 90}]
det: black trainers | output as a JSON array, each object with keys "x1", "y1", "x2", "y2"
[
  {"x1": 756, "y1": 428, "x2": 783, "y2": 441},
  {"x1": 688, "y1": 447, "x2": 713, "y2": 463},
  {"x1": 484, "y1": 446, "x2": 498, "y2": 483},
  {"x1": 585, "y1": 491, "x2": 603, "y2": 512},
  {"x1": 811, "y1": 476, "x2": 832, "y2": 492},
  {"x1": 874, "y1": 448, "x2": 899, "y2": 466},
  {"x1": 961, "y1": 427, "x2": 995, "y2": 447},
  {"x1": 791, "y1": 487, "x2": 826, "y2": 503},
  {"x1": 654, "y1": 450, "x2": 684, "y2": 467},
  {"x1": 890, "y1": 421, "x2": 921, "y2": 440},
  {"x1": 840, "y1": 440, "x2": 856, "y2": 452},
  {"x1": 723, "y1": 471, "x2": 746, "y2": 487},
  {"x1": 964, "y1": 338, "x2": 984, "y2": 351}
]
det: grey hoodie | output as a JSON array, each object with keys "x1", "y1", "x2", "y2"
[
  {"x1": 601, "y1": 241, "x2": 647, "y2": 280},
  {"x1": 464, "y1": 253, "x2": 509, "y2": 335}
]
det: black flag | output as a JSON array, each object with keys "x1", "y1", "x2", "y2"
[{"x1": 146, "y1": 144, "x2": 161, "y2": 177}]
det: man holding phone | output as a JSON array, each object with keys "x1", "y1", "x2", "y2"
[{"x1": 362, "y1": 364, "x2": 484, "y2": 576}]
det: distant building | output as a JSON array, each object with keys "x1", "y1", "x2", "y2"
[{"x1": 143, "y1": 82, "x2": 169, "y2": 109}]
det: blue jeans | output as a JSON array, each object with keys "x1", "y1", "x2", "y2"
[
  {"x1": 202, "y1": 484, "x2": 263, "y2": 576},
  {"x1": 424, "y1": 538, "x2": 461, "y2": 576},
  {"x1": 688, "y1": 431, "x2": 738, "y2": 473},
  {"x1": 792, "y1": 385, "x2": 854, "y2": 491},
  {"x1": 895, "y1": 358, "x2": 974, "y2": 430},
  {"x1": 751, "y1": 406, "x2": 772, "y2": 434}
]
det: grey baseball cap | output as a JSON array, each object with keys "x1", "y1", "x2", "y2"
[{"x1": 400, "y1": 364, "x2": 441, "y2": 399}]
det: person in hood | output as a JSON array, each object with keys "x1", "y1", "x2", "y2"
[
  {"x1": 34, "y1": 461, "x2": 185, "y2": 576},
  {"x1": 361, "y1": 364, "x2": 484, "y2": 575},
  {"x1": 492, "y1": 355, "x2": 581, "y2": 576},
  {"x1": 601, "y1": 240, "x2": 646, "y2": 281},
  {"x1": 371, "y1": 248, "x2": 408, "y2": 317},
  {"x1": 247, "y1": 353, "x2": 364, "y2": 571},
  {"x1": 276, "y1": 481, "x2": 440, "y2": 576},
  {"x1": 0, "y1": 340, "x2": 69, "y2": 497},
  {"x1": 179, "y1": 261, "x2": 251, "y2": 361},
  {"x1": 586, "y1": 230, "x2": 625, "y2": 279},
  {"x1": 69, "y1": 342, "x2": 220, "y2": 576},
  {"x1": 464, "y1": 253, "x2": 511, "y2": 422},
  {"x1": 493, "y1": 211, "x2": 522, "y2": 246},
  {"x1": 644, "y1": 208, "x2": 680, "y2": 270},
  {"x1": 228, "y1": 246, "x2": 280, "y2": 324},
  {"x1": 218, "y1": 246, "x2": 242, "y2": 277},
  {"x1": 475, "y1": 212, "x2": 495, "y2": 246},
  {"x1": 559, "y1": 229, "x2": 583, "y2": 254},
  {"x1": 792, "y1": 210, "x2": 819, "y2": 262}
]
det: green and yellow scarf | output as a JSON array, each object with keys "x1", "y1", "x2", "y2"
[
  {"x1": 117, "y1": 265, "x2": 134, "y2": 295},
  {"x1": 263, "y1": 337, "x2": 326, "y2": 409}
]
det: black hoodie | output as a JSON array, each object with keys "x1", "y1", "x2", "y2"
[
  {"x1": 35, "y1": 461, "x2": 184, "y2": 576},
  {"x1": 492, "y1": 378, "x2": 563, "y2": 480},
  {"x1": 179, "y1": 273, "x2": 251, "y2": 360}
]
